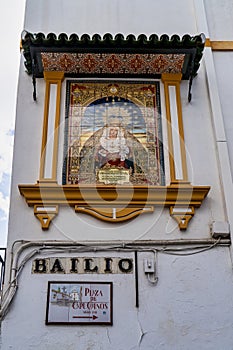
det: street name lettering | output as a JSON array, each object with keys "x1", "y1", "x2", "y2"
[{"x1": 32, "y1": 257, "x2": 133, "y2": 274}]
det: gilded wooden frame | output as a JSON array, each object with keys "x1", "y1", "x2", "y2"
[{"x1": 18, "y1": 72, "x2": 210, "y2": 229}]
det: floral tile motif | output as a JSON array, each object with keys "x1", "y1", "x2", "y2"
[{"x1": 41, "y1": 52, "x2": 185, "y2": 75}]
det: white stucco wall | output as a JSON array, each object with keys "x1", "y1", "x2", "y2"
[
  {"x1": 1, "y1": 0, "x2": 233, "y2": 349},
  {"x1": 203, "y1": 0, "x2": 233, "y2": 232},
  {"x1": 212, "y1": 51, "x2": 233, "y2": 176},
  {"x1": 204, "y1": 0, "x2": 233, "y2": 40},
  {"x1": 204, "y1": 0, "x2": 233, "y2": 180},
  {"x1": 1, "y1": 247, "x2": 233, "y2": 350},
  {"x1": 24, "y1": 0, "x2": 197, "y2": 37}
]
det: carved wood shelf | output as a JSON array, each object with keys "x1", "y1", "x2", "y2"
[{"x1": 18, "y1": 183, "x2": 210, "y2": 230}]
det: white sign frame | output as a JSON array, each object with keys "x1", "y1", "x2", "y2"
[{"x1": 46, "y1": 281, "x2": 113, "y2": 325}]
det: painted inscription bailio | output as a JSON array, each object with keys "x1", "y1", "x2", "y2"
[{"x1": 64, "y1": 81, "x2": 164, "y2": 185}]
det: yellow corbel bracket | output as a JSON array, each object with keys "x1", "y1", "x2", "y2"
[
  {"x1": 34, "y1": 205, "x2": 58, "y2": 230},
  {"x1": 170, "y1": 206, "x2": 195, "y2": 230}
]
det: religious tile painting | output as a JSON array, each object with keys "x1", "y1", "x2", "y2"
[{"x1": 63, "y1": 81, "x2": 165, "y2": 185}]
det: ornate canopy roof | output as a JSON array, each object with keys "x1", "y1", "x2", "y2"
[{"x1": 21, "y1": 32, "x2": 206, "y2": 80}]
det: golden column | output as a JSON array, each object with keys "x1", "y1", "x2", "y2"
[
  {"x1": 161, "y1": 73, "x2": 189, "y2": 185},
  {"x1": 39, "y1": 71, "x2": 64, "y2": 182}
]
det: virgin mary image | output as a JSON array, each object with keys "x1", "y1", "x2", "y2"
[
  {"x1": 78, "y1": 123, "x2": 150, "y2": 184},
  {"x1": 96, "y1": 126, "x2": 134, "y2": 171}
]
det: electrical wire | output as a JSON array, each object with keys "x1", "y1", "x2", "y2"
[{"x1": 0, "y1": 237, "x2": 226, "y2": 320}]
